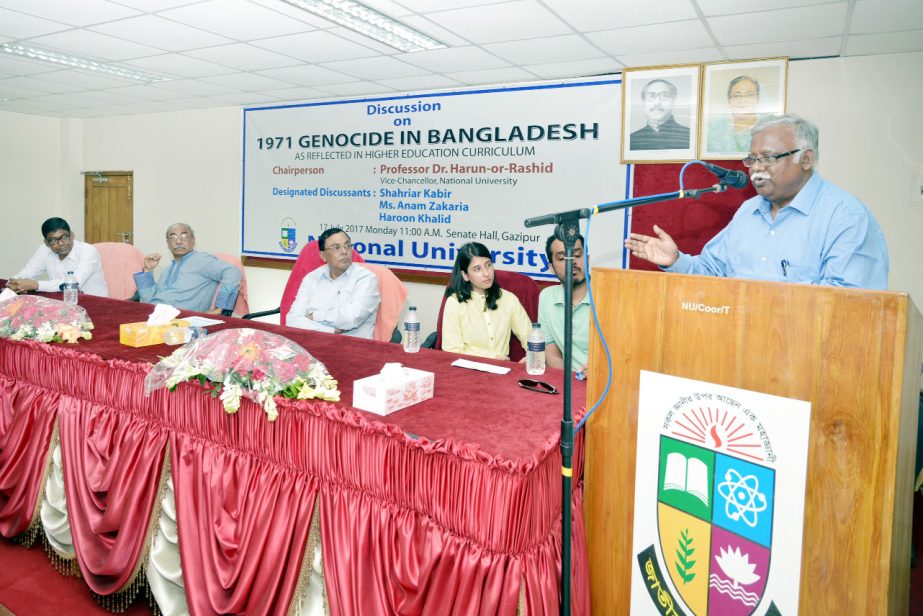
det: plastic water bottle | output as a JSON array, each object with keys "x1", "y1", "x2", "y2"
[
  {"x1": 403, "y1": 306, "x2": 420, "y2": 353},
  {"x1": 62, "y1": 271, "x2": 79, "y2": 305},
  {"x1": 526, "y1": 323, "x2": 546, "y2": 375}
]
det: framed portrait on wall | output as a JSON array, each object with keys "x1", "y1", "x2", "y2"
[
  {"x1": 699, "y1": 57, "x2": 788, "y2": 160},
  {"x1": 621, "y1": 64, "x2": 701, "y2": 164}
]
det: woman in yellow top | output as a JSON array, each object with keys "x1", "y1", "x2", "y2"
[{"x1": 441, "y1": 242, "x2": 532, "y2": 360}]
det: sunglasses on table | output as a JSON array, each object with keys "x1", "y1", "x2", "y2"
[{"x1": 517, "y1": 379, "x2": 558, "y2": 394}]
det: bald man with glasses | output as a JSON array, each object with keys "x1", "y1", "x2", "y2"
[
  {"x1": 133, "y1": 222, "x2": 241, "y2": 315},
  {"x1": 625, "y1": 114, "x2": 889, "y2": 289},
  {"x1": 286, "y1": 227, "x2": 380, "y2": 337},
  {"x1": 7, "y1": 217, "x2": 108, "y2": 296}
]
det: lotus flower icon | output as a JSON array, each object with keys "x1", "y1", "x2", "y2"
[{"x1": 715, "y1": 546, "x2": 760, "y2": 587}]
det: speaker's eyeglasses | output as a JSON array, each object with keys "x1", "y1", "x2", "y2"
[{"x1": 517, "y1": 379, "x2": 558, "y2": 394}]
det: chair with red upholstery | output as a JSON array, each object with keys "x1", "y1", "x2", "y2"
[
  {"x1": 427, "y1": 269, "x2": 541, "y2": 361},
  {"x1": 212, "y1": 253, "x2": 249, "y2": 316},
  {"x1": 93, "y1": 242, "x2": 145, "y2": 300},
  {"x1": 359, "y1": 263, "x2": 408, "y2": 343}
]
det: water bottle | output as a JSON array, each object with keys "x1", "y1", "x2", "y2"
[
  {"x1": 62, "y1": 271, "x2": 79, "y2": 305},
  {"x1": 403, "y1": 306, "x2": 420, "y2": 353},
  {"x1": 526, "y1": 323, "x2": 546, "y2": 375}
]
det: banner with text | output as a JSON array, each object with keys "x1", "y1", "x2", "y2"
[{"x1": 242, "y1": 78, "x2": 626, "y2": 279}]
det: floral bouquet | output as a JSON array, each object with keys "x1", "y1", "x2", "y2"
[
  {"x1": 0, "y1": 295, "x2": 94, "y2": 343},
  {"x1": 144, "y1": 328, "x2": 339, "y2": 421}
]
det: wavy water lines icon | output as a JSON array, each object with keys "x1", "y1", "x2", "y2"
[
  {"x1": 709, "y1": 546, "x2": 762, "y2": 607},
  {"x1": 671, "y1": 406, "x2": 764, "y2": 462}
]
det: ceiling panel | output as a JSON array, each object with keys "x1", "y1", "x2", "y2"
[
  {"x1": 616, "y1": 47, "x2": 725, "y2": 68},
  {"x1": 255, "y1": 63, "x2": 358, "y2": 86},
  {"x1": 161, "y1": 0, "x2": 315, "y2": 40},
  {"x1": 395, "y1": 46, "x2": 509, "y2": 72},
  {"x1": 28, "y1": 30, "x2": 163, "y2": 61},
  {"x1": 320, "y1": 55, "x2": 430, "y2": 80},
  {"x1": 184, "y1": 43, "x2": 303, "y2": 71},
  {"x1": 0, "y1": 7, "x2": 71, "y2": 39},
  {"x1": 252, "y1": 30, "x2": 381, "y2": 63},
  {"x1": 0, "y1": 0, "x2": 141, "y2": 27},
  {"x1": 483, "y1": 35, "x2": 605, "y2": 65},
  {"x1": 444, "y1": 66, "x2": 537, "y2": 85},
  {"x1": 424, "y1": 1, "x2": 573, "y2": 44},
  {"x1": 696, "y1": 0, "x2": 843, "y2": 18},
  {"x1": 0, "y1": 0, "x2": 917, "y2": 118},
  {"x1": 89, "y1": 15, "x2": 233, "y2": 51},
  {"x1": 587, "y1": 21, "x2": 714, "y2": 56},
  {"x1": 126, "y1": 53, "x2": 238, "y2": 78},
  {"x1": 543, "y1": 0, "x2": 699, "y2": 32},
  {"x1": 850, "y1": 0, "x2": 923, "y2": 34},
  {"x1": 846, "y1": 29, "x2": 923, "y2": 55},
  {"x1": 724, "y1": 37, "x2": 844, "y2": 61},
  {"x1": 524, "y1": 57, "x2": 622, "y2": 80},
  {"x1": 709, "y1": 4, "x2": 849, "y2": 47}
]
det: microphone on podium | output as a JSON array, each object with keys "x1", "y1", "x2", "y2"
[{"x1": 700, "y1": 162, "x2": 749, "y2": 189}]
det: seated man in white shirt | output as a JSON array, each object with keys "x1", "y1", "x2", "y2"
[
  {"x1": 286, "y1": 228, "x2": 380, "y2": 338},
  {"x1": 7, "y1": 217, "x2": 109, "y2": 297}
]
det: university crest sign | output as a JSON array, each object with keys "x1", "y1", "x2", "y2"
[{"x1": 630, "y1": 372, "x2": 810, "y2": 615}]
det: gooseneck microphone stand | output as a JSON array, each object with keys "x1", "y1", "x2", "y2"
[{"x1": 523, "y1": 182, "x2": 729, "y2": 616}]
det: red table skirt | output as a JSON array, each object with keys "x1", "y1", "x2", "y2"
[{"x1": 0, "y1": 323, "x2": 588, "y2": 614}]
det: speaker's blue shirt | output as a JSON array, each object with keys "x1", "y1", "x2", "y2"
[{"x1": 665, "y1": 173, "x2": 889, "y2": 289}]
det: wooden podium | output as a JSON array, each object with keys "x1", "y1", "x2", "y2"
[{"x1": 584, "y1": 269, "x2": 922, "y2": 615}]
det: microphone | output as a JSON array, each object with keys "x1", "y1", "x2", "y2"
[{"x1": 701, "y1": 162, "x2": 749, "y2": 189}]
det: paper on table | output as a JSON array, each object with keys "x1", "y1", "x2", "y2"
[
  {"x1": 184, "y1": 316, "x2": 225, "y2": 327},
  {"x1": 451, "y1": 358, "x2": 511, "y2": 375},
  {"x1": 0, "y1": 288, "x2": 16, "y2": 303}
]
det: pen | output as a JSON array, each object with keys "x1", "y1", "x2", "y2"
[{"x1": 780, "y1": 260, "x2": 789, "y2": 277}]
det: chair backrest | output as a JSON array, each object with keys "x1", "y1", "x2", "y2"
[
  {"x1": 434, "y1": 269, "x2": 541, "y2": 361},
  {"x1": 93, "y1": 242, "x2": 145, "y2": 300},
  {"x1": 280, "y1": 240, "x2": 365, "y2": 327},
  {"x1": 213, "y1": 253, "x2": 249, "y2": 316},
  {"x1": 359, "y1": 263, "x2": 408, "y2": 342}
]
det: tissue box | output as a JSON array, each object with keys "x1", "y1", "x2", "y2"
[
  {"x1": 352, "y1": 368, "x2": 434, "y2": 415},
  {"x1": 119, "y1": 320, "x2": 190, "y2": 347}
]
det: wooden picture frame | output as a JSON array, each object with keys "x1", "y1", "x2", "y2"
[
  {"x1": 621, "y1": 64, "x2": 701, "y2": 164},
  {"x1": 699, "y1": 57, "x2": 789, "y2": 160}
]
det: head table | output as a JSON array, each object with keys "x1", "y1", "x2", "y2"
[{"x1": 0, "y1": 288, "x2": 588, "y2": 615}]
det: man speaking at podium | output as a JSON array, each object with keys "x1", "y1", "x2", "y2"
[{"x1": 624, "y1": 114, "x2": 889, "y2": 289}]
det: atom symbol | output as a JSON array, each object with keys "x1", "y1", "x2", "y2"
[{"x1": 717, "y1": 469, "x2": 766, "y2": 527}]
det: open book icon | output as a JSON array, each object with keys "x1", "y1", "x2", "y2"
[{"x1": 664, "y1": 452, "x2": 709, "y2": 506}]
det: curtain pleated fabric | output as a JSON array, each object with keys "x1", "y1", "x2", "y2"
[{"x1": 0, "y1": 329, "x2": 589, "y2": 615}]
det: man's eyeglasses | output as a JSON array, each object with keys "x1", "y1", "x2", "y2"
[
  {"x1": 45, "y1": 233, "x2": 71, "y2": 245},
  {"x1": 643, "y1": 92, "x2": 674, "y2": 103},
  {"x1": 517, "y1": 379, "x2": 558, "y2": 395},
  {"x1": 324, "y1": 242, "x2": 352, "y2": 254},
  {"x1": 742, "y1": 149, "x2": 802, "y2": 168},
  {"x1": 167, "y1": 232, "x2": 192, "y2": 241}
]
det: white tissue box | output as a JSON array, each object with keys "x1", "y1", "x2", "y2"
[{"x1": 352, "y1": 368, "x2": 434, "y2": 415}]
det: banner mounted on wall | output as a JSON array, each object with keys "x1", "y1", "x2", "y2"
[{"x1": 242, "y1": 77, "x2": 627, "y2": 280}]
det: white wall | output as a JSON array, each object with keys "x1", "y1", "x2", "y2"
[
  {"x1": 0, "y1": 112, "x2": 68, "y2": 272},
  {"x1": 1, "y1": 51, "x2": 921, "y2": 335},
  {"x1": 787, "y1": 53, "x2": 923, "y2": 303}
]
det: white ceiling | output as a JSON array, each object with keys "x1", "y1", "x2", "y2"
[{"x1": 0, "y1": 0, "x2": 920, "y2": 118}]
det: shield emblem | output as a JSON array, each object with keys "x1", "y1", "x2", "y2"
[
  {"x1": 657, "y1": 435, "x2": 774, "y2": 615},
  {"x1": 279, "y1": 227, "x2": 297, "y2": 253}
]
